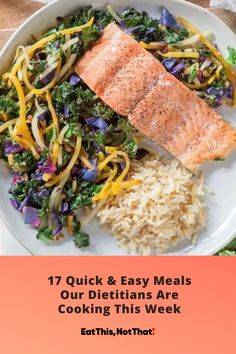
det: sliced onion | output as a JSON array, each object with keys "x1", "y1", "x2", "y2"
[
  {"x1": 58, "y1": 54, "x2": 77, "y2": 81},
  {"x1": 62, "y1": 37, "x2": 79, "y2": 52},
  {"x1": 32, "y1": 113, "x2": 46, "y2": 150},
  {"x1": 200, "y1": 59, "x2": 212, "y2": 71}
]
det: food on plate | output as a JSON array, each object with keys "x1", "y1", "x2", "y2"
[
  {"x1": 0, "y1": 5, "x2": 235, "y2": 252},
  {"x1": 76, "y1": 22, "x2": 236, "y2": 171},
  {"x1": 98, "y1": 154, "x2": 206, "y2": 255}
]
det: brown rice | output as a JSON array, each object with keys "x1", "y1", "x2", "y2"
[{"x1": 97, "y1": 154, "x2": 206, "y2": 255}]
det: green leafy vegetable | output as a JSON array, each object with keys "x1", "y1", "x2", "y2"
[
  {"x1": 188, "y1": 66, "x2": 198, "y2": 83},
  {"x1": 36, "y1": 227, "x2": 54, "y2": 241},
  {"x1": 13, "y1": 151, "x2": 36, "y2": 168},
  {"x1": 0, "y1": 96, "x2": 19, "y2": 116}
]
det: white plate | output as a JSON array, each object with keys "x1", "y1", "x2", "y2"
[{"x1": 0, "y1": 0, "x2": 236, "y2": 255}]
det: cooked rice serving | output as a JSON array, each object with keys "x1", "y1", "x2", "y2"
[{"x1": 97, "y1": 154, "x2": 206, "y2": 255}]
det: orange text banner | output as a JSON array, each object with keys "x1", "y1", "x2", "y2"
[{"x1": 0, "y1": 256, "x2": 234, "y2": 354}]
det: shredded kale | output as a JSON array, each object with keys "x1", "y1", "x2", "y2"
[
  {"x1": 123, "y1": 140, "x2": 138, "y2": 158},
  {"x1": 71, "y1": 183, "x2": 103, "y2": 210},
  {"x1": 9, "y1": 179, "x2": 39, "y2": 203},
  {"x1": 188, "y1": 66, "x2": 198, "y2": 84},
  {"x1": 68, "y1": 6, "x2": 95, "y2": 27},
  {"x1": 52, "y1": 81, "x2": 117, "y2": 123}
]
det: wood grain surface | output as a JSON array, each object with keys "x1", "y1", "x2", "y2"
[{"x1": 0, "y1": 0, "x2": 235, "y2": 48}]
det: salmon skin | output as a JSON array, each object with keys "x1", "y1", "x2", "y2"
[{"x1": 75, "y1": 22, "x2": 236, "y2": 171}]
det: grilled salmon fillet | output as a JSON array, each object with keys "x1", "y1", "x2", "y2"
[{"x1": 75, "y1": 22, "x2": 236, "y2": 171}]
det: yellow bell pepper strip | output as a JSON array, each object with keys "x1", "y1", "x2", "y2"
[
  {"x1": 67, "y1": 215, "x2": 74, "y2": 236},
  {"x1": 2, "y1": 73, "x2": 34, "y2": 143},
  {"x1": 11, "y1": 134, "x2": 40, "y2": 160},
  {"x1": 98, "y1": 151, "x2": 117, "y2": 171}
]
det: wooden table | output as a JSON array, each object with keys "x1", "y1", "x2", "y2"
[{"x1": 0, "y1": 0, "x2": 235, "y2": 50}]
